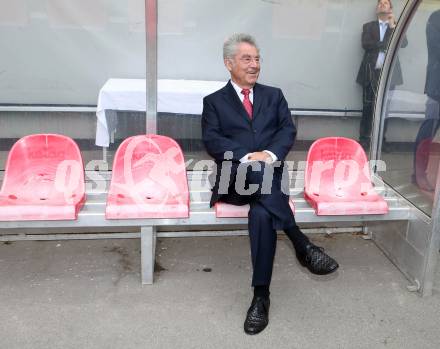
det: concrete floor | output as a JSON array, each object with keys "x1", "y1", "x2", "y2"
[{"x1": 1, "y1": 233, "x2": 440, "y2": 349}]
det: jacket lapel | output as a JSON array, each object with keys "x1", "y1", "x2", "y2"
[
  {"x1": 222, "y1": 80, "x2": 252, "y2": 123},
  {"x1": 252, "y1": 83, "x2": 263, "y2": 121},
  {"x1": 373, "y1": 20, "x2": 380, "y2": 42},
  {"x1": 384, "y1": 25, "x2": 392, "y2": 43}
]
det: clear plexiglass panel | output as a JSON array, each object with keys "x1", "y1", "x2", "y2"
[{"x1": 379, "y1": 1, "x2": 440, "y2": 216}]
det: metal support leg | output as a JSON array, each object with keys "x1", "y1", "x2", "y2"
[
  {"x1": 102, "y1": 147, "x2": 108, "y2": 162},
  {"x1": 141, "y1": 226, "x2": 157, "y2": 285}
]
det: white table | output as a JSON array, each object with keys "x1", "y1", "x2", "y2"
[
  {"x1": 95, "y1": 78, "x2": 226, "y2": 147},
  {"x1": 387, "y1": 90, "x2": 432, "y2": 120}
]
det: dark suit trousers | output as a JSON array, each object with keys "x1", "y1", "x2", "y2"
[
  {"x1": 221, "y1": 161, "x2": 297, "y2": 286},
  {"x1": 360, "y1": 80, "x2": 377, "y2": 144},
  {"x1": 360, "y1": 70, "x2": 395, "y2": 145}
]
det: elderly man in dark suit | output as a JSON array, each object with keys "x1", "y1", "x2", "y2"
[
  {"x1": 202, "y1": 33, "x2": 338, "y2": 335},
  {"x1": 356, "y1": 0, "x2": 406, "y2": 149}
]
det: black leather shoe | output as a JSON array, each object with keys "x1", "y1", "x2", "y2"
[
  {"x1": 244, "y1": 296, "x2": 270, "y2": 335},
  {"x1": 297, "y1": 244, "x2": 339, "y2": 275}
]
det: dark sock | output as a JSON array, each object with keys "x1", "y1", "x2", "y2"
[
  {"x1": 254, "y1": 285, "x2": 270, "y2": 299},
  {"x1": 284, "y1": 225, "x2": 310, "y2": 255}
]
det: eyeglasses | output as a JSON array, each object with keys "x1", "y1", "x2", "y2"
[{"x1": 238, "y1": 56, "x2": 261, "y2": 64}]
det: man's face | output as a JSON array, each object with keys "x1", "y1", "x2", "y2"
[
  {"x1": 225, "y1": 42, "x2": 260, "y2": 89},
  {"x1": 376, "y1": 0, "x2": 392, "y2": 15}
]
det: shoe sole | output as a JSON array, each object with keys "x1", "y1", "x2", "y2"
[
  {"x1": 244, "y1": 325, "x2": 268, "y2": 335},
  {"x1": 297, "y1": 256, "x2": 339, "y2": 275},
  {"x1": 309, "y1": 263, "x2": 339, "y2": 275}
]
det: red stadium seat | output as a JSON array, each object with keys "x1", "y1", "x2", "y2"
[
  {"x1": 215, "y1": 198, "x2": 295, "y2": 218},
  {"x1": 304, "y1": 137, "x2": 388, "y2": 215},
  {"x1": 106, "y1": 135, "x2": 189, "y2": 219},
  {"x1": 0, "y1": 134, "x2": 85, "y2": 220}
]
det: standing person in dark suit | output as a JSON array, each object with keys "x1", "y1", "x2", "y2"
[
  {"x1": 201, "y1": 33, "x2": 338, "y2": 335},
  {"x1": 356, "y1": 0, "x2": 406, "y2": 149},
  {"x1": 424, "y1": 10, "x2": 440, "y2": 101},
  {"x1": 413, "y1": 9, "x2": 440, "y2": 191}
]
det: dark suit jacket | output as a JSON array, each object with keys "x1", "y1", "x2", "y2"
[
  {"x1": 201, "y1": 81, "x2": 297, "y2": 206},
  {"x1": 425, "y1": 10, "x2": 440, "y2": 101},
  {"x1": 356, "y1": 20, "x2": 407, "y2": 88}
]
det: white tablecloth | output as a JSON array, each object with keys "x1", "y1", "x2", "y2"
[
  {"x1": 95, "y1": 78, "x2": 226, "y2": 147},
  {"x1": 388, "y1": 90, "x2": 428, "y2": 113}
]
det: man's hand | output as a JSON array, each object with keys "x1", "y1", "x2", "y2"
[
  {"x1": 387, "y1": 13, "x2": 396, "y2": 28},
  {"x1": 248, "y1": 151, "x2": 272, "y2": 162}
]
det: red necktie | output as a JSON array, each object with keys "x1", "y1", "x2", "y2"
[{"x1": 241, "y1": 89, "x2": 253, "y2": 119}]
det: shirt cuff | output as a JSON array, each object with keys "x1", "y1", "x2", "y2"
[
  {"x1": 263, "y1": 150, "x2": 278, "y2": 163},
  {"x1": 239, "y1": 153, "x2": 252, "y2": 163},
  {"x1": 240, "y1": 151, "x2": 278, "y2": 163}
]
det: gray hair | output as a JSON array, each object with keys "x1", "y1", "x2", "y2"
[{"x1": 223, "y1": 33, "x2": 259, "y2": 60}]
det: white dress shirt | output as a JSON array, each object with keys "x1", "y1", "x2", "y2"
[
  {"x1": 231, "y1": 79, "x2": 254, "y2": 104},
  {"x1": 230, "y1": 80, "x2": 278, "y2": 163},
  {"x1": 375, "y1": 20, "x2": 388, "y2": 69}
]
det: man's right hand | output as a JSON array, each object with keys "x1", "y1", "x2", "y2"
[{"x1": 248, "y1": 152, "x2": 272, "y2": 162}]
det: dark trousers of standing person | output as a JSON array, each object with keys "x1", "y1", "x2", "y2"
[
  {"x1": 220, "y1": 161, "x2": 310, "y2": 288},
  {"x1": 360, "y1": 73, "x2": 394, "y2": 149},
  {"x1": 360, "y1": 78, "x2": 378, "y2": 147}
]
